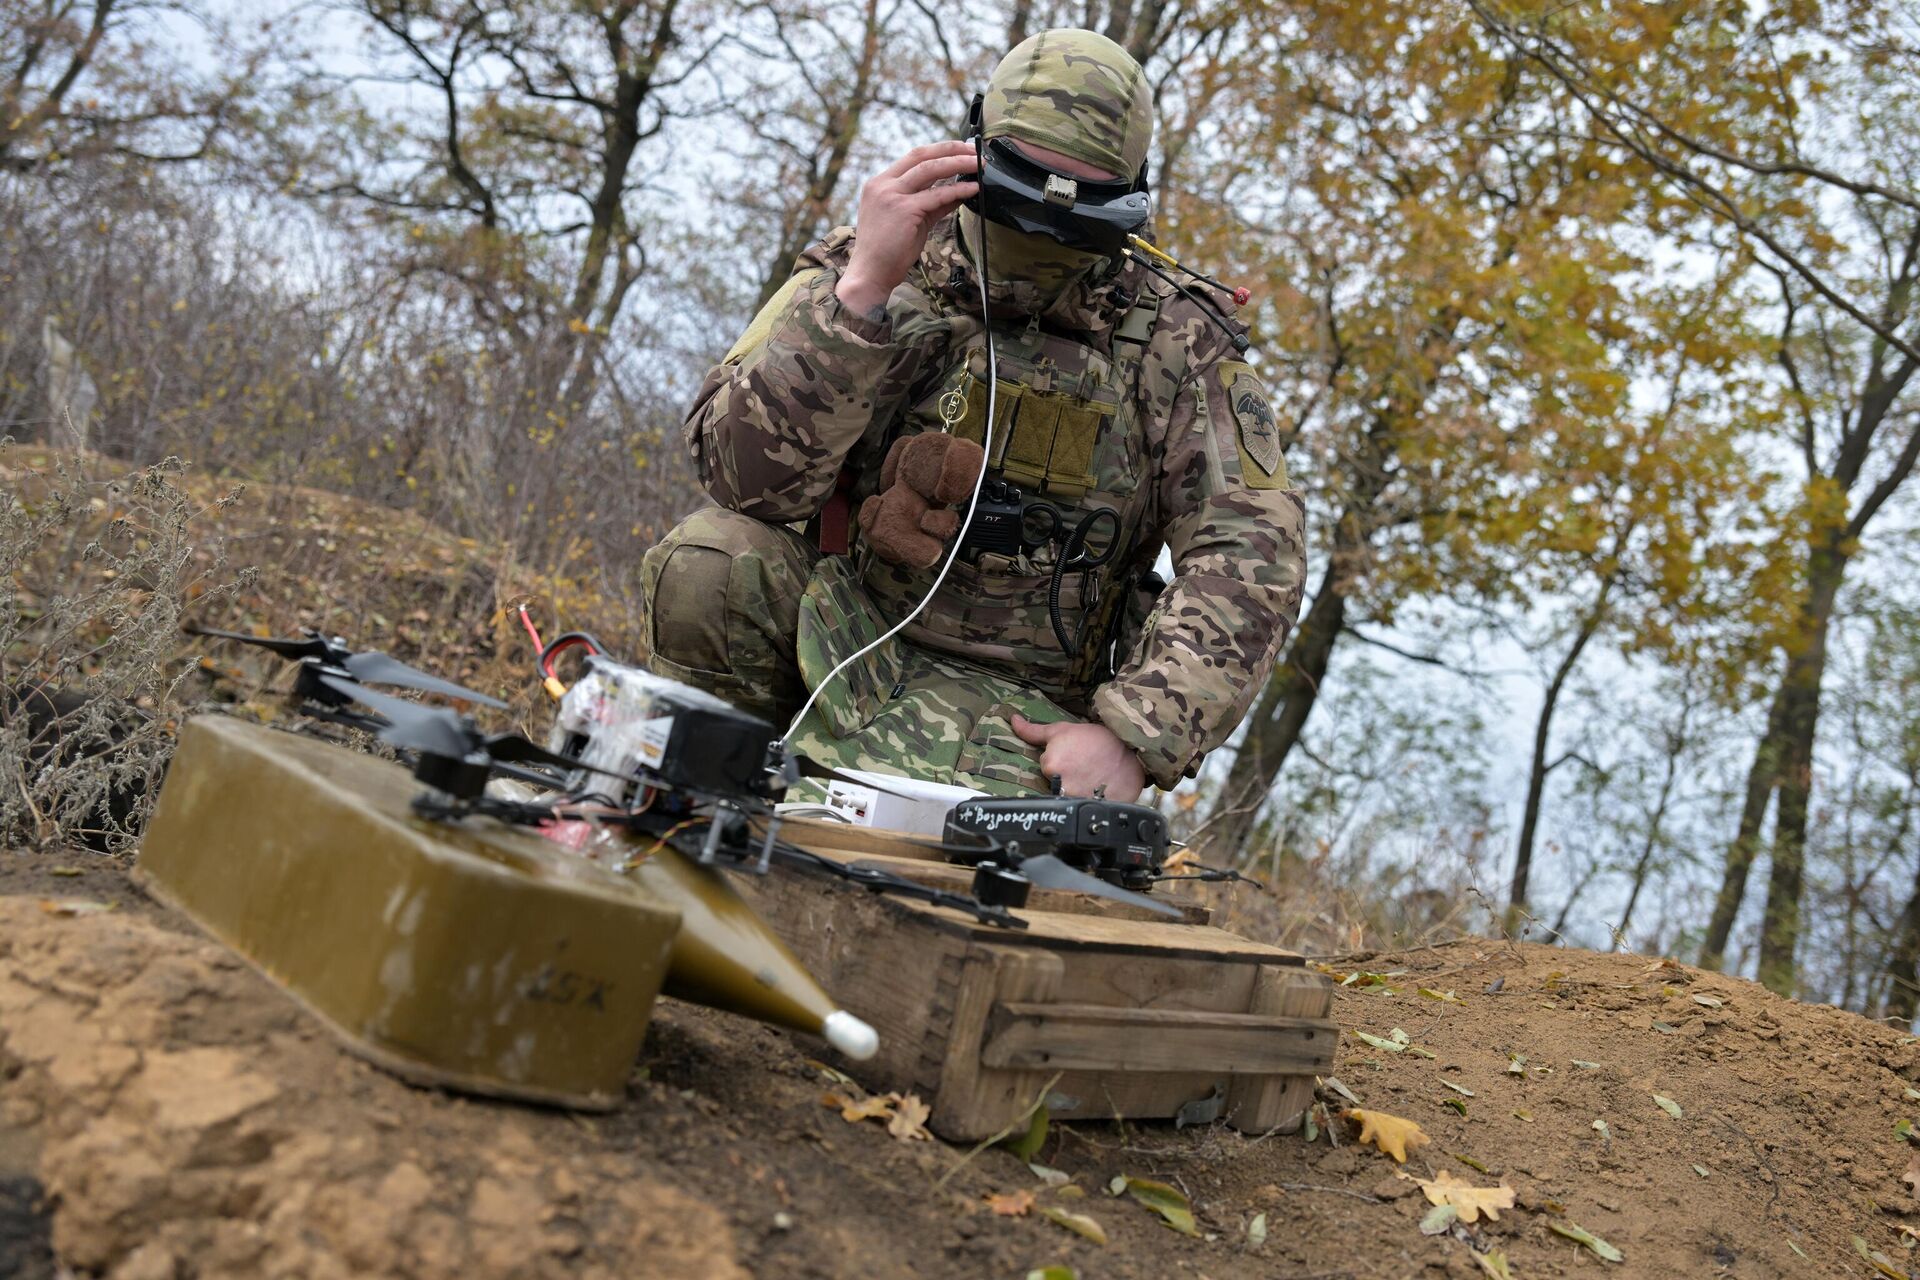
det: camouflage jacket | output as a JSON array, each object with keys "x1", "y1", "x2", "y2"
[{"x1": 683, "y1": 216, "x2": 1306, "y2": 788}]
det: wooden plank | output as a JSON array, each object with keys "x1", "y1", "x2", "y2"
[
  {"x1": 772, "y1": 815, "x2": 949, "y2": 863},
  {"x1": 933, "y1": 945, "x2": 1063, "y2": 1138},
  {"x1": 731, "y1": 849, "x2": 1336, "y2": 1140},
  {"x1": 899, "y1": 896, "x2": 1306, "y2": 964},
  {"x1": 1053, "y1": 951, "x2": 1255, "y2": 1013},
  {"x1": 978, "y1": 1068, "x2": 1278, "y2": 1127},
  {"x1": 1226, "y1": 967, "x2": 1335, "y2": 1134},
  {"x1": 980, "y1": 1001, "x2": 1336, "y2": 1075},
  {"x1": 1041, "y1": 1069, "x2": 1233, "y2": 1124},
  {"x1": 730, "y1": 864, "x2": 965, "y2": 1099}
]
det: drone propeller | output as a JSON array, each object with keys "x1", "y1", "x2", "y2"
[
  {"x1": 1015, "y1": 852, "x2": 1183, "y2": 919},
  {"x1": 317, "y1": 675, "x2": 638, "y2": 796},
  {"x1": 186, "y1": 624, "x2": 506, "y2": 709}
]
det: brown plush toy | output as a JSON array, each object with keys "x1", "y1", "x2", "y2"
[{"x1": 855, "y1": 432, "x2": 988, "y2": 570}]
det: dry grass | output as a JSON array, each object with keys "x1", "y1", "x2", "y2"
[{"x1": 1, "y1": 446, "x2": 246, "y2": 851}]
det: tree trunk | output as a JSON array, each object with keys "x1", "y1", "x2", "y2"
[
  {"x1": 1755, "y1": 541, "x2": 1848, "y2": 995},
  {"x1": 1198, "y1": 561, "x2": 1346, "y2": 861},
  {"x1": 1698, "y1": 680, "x2": 1790, "y2": 970},
  {"x1": 1884, "y1": 856, "x2": 1920, "y2": 1028},
  {"x1": 1614, "y1": 733, "x2": 1682, "y2": 950},
  {"x1": 1508, "y1": 587, "x2": 1610, "y2": 929}
]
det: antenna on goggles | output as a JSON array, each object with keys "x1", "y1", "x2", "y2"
[{"x1": 1122, "y1": 235, "x2": 1252, "y2": 355}]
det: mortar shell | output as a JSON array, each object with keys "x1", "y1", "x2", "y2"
[{"x1": 622, "y1": 840, "x2": 877, "y2": 1059}]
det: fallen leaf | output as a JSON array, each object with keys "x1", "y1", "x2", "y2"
[
  {"x1": 1419, "y1": 1203, "x2": 1458, "y2": 1235},
  {"x1": 1571, "y1": 1060, "x2": 1601, "y2": 1070},
  {"x1": 1906, "y1": 1087, "x2": 1920, "y2": 1101},
  {"x1": 1652, "y1": 1094, "x2": 1683, "y2": 1119},
  {"x1": 1692, "y1": 1164, "x2": 1712, "y2": 1178},
  {"x1": 1247, "y1": 1212, "x2": 1267, "y2": 1248},
  {"x1": 822, "y1": 1092, "x2": 895, "y2": 1123},
  {"x1": 804, "y1": 1058, "x2": 854, "y2": 1087},
  {"x1": 48, "y1": 866, "x2": 84, "y2": 877},
  {"x1": 1111, "y1": 1176, "x2": 1200, "y2": 1236},
  {"x1": 1323, "y1": 1076, "x2": 1363, "y2": 1106},
  {"x1": 988, "y1": 1190, "x2": 1036, "y2": 1217},
  {"x1": 1443, "y1": 1098, "x2": 1467, "y2": 1117},
  {"x1": 1549, "y1": 1220, "x2": 1624, "y2": 1262},
  {"x1": 1402, "y1": 1169, "x2": 1517, "y2": 1224},
  {"x1": 1651, "y1": 1021, "x2": 1677, "y2": 1034},
  {"x1": 37, "y1": 899, "x2": 114, "y2": 917},
  {"x1": 888, "y1": 1094, "x2": 933, "y2": 1141},
  {"x1": 1025, "y1": 1268, "x2": 1076, "y2": 1280},
  {"x1": 1506, "y1": 1054, "x2": 1527, "y2": 1076},
  {"x1": 1692, "y1": 994, "x2": 1724, "y2": 1008},
  {"x1": 1856, "y1": 1234, "x2": 1912, "y2": 1279},
  {"x1": 1900, "y1": 1119, "x2": 1915, "y2": 1143},
  {"x1": 1354, "y1": 1030, "x2": 1408, "y2": 1053},
  {"x1": 1418, "y1": 987, "x2": 1464, "y2": 1004},
  {"x1": 1346, "y1": 1109, "x2": 1431, "y2": 1163},
  {"x1": 1903, "y1": 1150, "x2": 1920, "y2": 1195},
  {"x1": 1040, "y1": 1206, "x2": 1107, "y2": 1245},
  {"x1": 1440, "y1": 1079, "x2": 1476, "y2": 1097},
  {"x1": 1453, "y1": 1152, "x2": 1492, "y2": 1174},
  {"x1": 1512, "y1": 1110, "x2": 1533, "y2": 1123},
  {"x1": 1029, "y1": 1163, "x2": 1071, "y2": 1187},
  {"x1": 1591, "y1": 1119, "x2": 1612, "y2": 1140},
  {"x1": 1476, "y1": 1251, "x2": 1516, "y2": 1279},
  {"x1": 1002, "y1": 1101, "x2": 1050, "y2": 1162}
]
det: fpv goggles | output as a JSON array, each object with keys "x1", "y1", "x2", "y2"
[{"x1": 966, "y1": 94, "x2": 1152, "y2": 255}]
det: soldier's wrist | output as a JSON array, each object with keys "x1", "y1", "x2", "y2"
[{"x1": 833, "y1": 271, "x2": 893, "y2": 322}]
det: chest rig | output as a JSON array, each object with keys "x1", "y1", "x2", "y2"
[{"x1": 853, "y1": 290, "x2": 1164, "y2": 700}]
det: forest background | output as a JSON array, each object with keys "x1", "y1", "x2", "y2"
[{"x1": 4, "y1": 0, "x2": 1918, "y2": 1019}]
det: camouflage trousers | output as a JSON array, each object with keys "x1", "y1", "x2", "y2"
[{"x1": 637, "y1": 508, "x2": 1072, "y2": 795}]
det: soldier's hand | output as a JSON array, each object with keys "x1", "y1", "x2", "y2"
[
  {"x1": 1011, "y1": 715, "x2": 1146, "y2": 804},
  {"x1": 837, "y1": 142, "x2": 980, "y2": 318}
]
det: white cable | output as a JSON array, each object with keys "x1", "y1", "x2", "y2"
[{"x1": 782, "y1": 229, "x2": 1000, "y2": 747}]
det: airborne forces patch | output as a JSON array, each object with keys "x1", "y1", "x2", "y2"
[{"x1": 1220, "y1": 362, "x2": 1287, "y2": 489}]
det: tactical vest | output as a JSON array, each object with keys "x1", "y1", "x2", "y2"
[{"x1": 850, "y1": 286, "x2": 1165, "y2": 701}]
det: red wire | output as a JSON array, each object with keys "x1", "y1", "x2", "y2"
[{"x1": 517, "y1": 604, "x2": 545, "y2": 653}]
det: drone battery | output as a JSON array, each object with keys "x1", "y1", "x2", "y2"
[
  {"x1": 551, "y1": 658, "x2": 777, "y2": 802},
  {"x1": 638, "y1": 698, "x2": 772, "y2": 798},
  {"x1": 137, "y1": 716, "x2": 683, "y2": 1110}
]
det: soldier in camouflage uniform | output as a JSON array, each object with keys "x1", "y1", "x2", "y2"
[{"x1": 638, "y1": 28, "x2": 1306, "y2": 802}]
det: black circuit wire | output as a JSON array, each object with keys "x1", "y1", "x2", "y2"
[{"x1": 1124, "y1": 251, "x2": 1250, "y2": 354}]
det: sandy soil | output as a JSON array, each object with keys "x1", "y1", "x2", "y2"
[{"x1": 5, "y1": 844, "x2": 1919, "y2": 1280}]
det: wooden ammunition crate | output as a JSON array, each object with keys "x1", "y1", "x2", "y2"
[{"x1": 738, "y1": 818, "x2": 1337, "y2": 1140}]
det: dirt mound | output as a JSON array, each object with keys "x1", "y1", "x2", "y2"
[{"x1": 5, "y1": 843, "x2": 1919, "y2": 1279}]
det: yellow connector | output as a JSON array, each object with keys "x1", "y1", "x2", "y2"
[
  {"x1": 542, "y1": 676, "x2": 569, "y2": 702},
  {"x1": 1126, "y1": 234, "x2": 1180, "y2": 269}
]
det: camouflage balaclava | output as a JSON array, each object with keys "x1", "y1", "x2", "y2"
[{"x1": 961, "y1": 28, "x2": 1154, "y2": 296}]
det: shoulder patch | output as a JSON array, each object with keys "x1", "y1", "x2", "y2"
[{"x1": 1219, "y1": 362, "x2": 1287, "y2": 488}]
